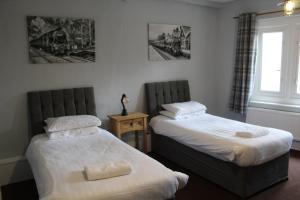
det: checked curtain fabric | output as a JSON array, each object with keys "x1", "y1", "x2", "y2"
[{"x1": 229, "y1": 13, "x2": 257, "y2": 115}]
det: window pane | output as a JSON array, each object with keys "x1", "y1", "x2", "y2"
[
  {"x1": 297, "y1": 41, "x2": 300, "y2": 94},
  {"x1": 260, "y1": 32, "x2": 282, "y2": 92}
]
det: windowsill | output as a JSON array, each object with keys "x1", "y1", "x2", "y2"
[{"x1": 249, "y1": 101, "x2": 300, "y2": 113}]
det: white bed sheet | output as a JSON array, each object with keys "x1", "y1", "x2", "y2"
[
  {"x1": 26, "y1": 128, "x2": 186, "y2": 200},
  {"x1": 150, "y1": 114, "x2": 293, "y2": 167}
]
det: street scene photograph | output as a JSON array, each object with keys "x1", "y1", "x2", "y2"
[
  {"x1": 27, "y1": 16, "x2": 95, "y2": 64},
  {"x1": 148, "y1": 23, "x2": 191, "y2": 61}
]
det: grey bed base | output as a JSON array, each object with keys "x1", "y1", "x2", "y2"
[
  {"x1": 145, "y1": 80, "x2": 290, "y2": 198},
  {"x1": 153, "y1": 133, "x2": 289, "y2": 198}
]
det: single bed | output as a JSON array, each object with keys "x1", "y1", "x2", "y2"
[
  {"x1": 26, "y1": 87, "x2": 187, "y2": 200},
  {"x1": 145, "y1": 80, "x2": 292, "y2": 198}
]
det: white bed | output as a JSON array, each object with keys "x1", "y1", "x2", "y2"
[
  {"x1": 26, "y1": 127, "x2": 187, "y2": 200},
  {"x1": 150, "y1": 114, "x2": 293, "y2": 167}
]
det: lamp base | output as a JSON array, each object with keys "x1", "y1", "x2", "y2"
[{"x1": 121, "y1": 109, "x2": 128, "y2": 116}]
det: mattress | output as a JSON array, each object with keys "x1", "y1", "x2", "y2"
[
  {"x1": 150, "y1": 114, "x2": 293, "y2": 167},
  {"x1": 26, "y1": 128, "x2": 186, "y2": 200}
]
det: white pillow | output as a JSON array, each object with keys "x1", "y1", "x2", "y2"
[
  {"x1": 160, "y1": 110, "x2": 205, "y2": 120},
  {"x1": 161, "y1": 101, "x2": 207, "y2": 115},
  {"x1": 47, "y1": 126, "x2": 99, "y2": 140},
  {"x1": 45, "y1": 115, "x2": 101, "y2": 133}
]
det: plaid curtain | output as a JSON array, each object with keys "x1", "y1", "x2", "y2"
[{"x1": 229, "y1": 13, "x2": 257, "y2": 115}]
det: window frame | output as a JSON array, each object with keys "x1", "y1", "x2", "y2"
[
  {"x1": 250, "y1": 15, "x2": 300, "y2": 109},
  {"x1": 254, "y1": 27, "x2": 286, "y2": 96},
  {"x1": 290, "y1": 25, "x2": 300, "y2": 98}
]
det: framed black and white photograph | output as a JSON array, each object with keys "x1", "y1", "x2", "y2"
[
  {"x1": 27, "y1": 16, "x2": 95, "y2": 64},
  {"x1": 148, "y1": 23, "x2": 191, "y2": 61}
]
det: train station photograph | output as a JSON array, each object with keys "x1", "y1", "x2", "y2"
[
  {"x1": 148, "y1": 24, "x2": 191, "y2": 61},
  {"x1": 27, "y1": 16, "x2": 95, "y2": 64}
]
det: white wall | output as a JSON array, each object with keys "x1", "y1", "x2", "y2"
[
  {"x1": 246, "y1": 107, "x2": 300, "y2": 150},
  {"x1": 0, "y1": 0, "x2": 219, "y2": 184},
  {"x1": 246, "y1": 107, "x2": 300, "y2": 141}
]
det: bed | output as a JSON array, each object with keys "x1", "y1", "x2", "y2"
[
  {"x1": 26, "y1": 87, "x2": 187, "y2": 200},
  {"x1": 145, "y1": 80, "x2": 292, "y2": 198}
]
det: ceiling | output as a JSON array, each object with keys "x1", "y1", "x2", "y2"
[
  {"x1": 167, "y1": 0, "x2": 238, "y2": 8},
  {"x1": 209, "y1": 0, "x2": 236, "y2": 3}
]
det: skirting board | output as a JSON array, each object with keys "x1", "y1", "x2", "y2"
[
  {"x1": 292, "y1": 139, "x2": 300, "y2": 151},
  {"x1": 0, "y1": 156, "x2": 32, "y2": 187}
]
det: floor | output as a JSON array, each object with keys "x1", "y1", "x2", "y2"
[{"x1": 1, "y1": 151, "x2": 300, "y2": 200}]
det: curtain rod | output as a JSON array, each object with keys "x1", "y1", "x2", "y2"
[{"x1": 233, "y1": 7, "x2": 300, "y2": 19}]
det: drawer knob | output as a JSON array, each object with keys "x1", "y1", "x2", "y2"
[{"x1": 130, "y1": 122, "x2": 133, "y2": 126}]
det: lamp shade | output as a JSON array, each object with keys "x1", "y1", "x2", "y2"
[{"x1": 284, "y1": 0, "x2": 296, "y2": 15}]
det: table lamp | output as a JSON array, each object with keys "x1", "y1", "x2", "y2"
[{"x1": 121, "y1": 94, "x2": 129, "y2": 116}]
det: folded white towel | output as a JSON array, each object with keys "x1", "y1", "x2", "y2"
[
  {"x1": 173, "y1": 171, "x2": 189, "y2": 189},
  {"x1": 84, "y1": 161, "x2": 131, "y2": 181},
  {"x1": 235, "y1": 129, "x2": 269, "y2": 138}
]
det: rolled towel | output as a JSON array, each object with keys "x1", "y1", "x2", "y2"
[
  {"x1": 235, "y1": 128, "x2": 269, "y2": 138},
  {"x1": 173, "y1": 171, "x2": 189, "y2": 189},
  {"x1": 84, "y1": 161, "x2": 131, "y2": 181}
]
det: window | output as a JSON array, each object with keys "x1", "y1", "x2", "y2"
[
  {"x1": 251, "y1": 16, "x2": 300, "y2": 110},
  {"x1": 260, "y1": 32, "x2": 282, "y2": 92},
  {"x1": 297, "y1": 40, "x2": 300, "y2": 94}
]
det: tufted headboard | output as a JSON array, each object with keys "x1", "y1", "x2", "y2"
[
  {"x1": 28, "y1": 87, "x2": 96, "y2": 135},
  {"x1": 145, "y1": 80, "x2": 191, "y2": 118}
]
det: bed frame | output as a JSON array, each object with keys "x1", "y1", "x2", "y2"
[
  {"x1": 145, "y1": 80, "x2": 290, "y2": 199},
  {"x1": 27, "y1": 87, "x2": 175, "y2": 200}
]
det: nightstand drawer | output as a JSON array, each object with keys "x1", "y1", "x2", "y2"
[{"x1": 120, "y1": 118, "x2": 144, "y2": 133}]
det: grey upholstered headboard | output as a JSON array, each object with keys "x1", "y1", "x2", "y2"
[
  {"x1": 145, "y1": 80, "x2": 191, "y2": 118},
  {"x1": 28, "y1": 87, "x2": 96, "y2": 135}
]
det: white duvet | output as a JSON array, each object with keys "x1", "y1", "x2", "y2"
[
  {"x1": 150, "y1": 114, "x2": 293, "y2": 167},
  {"x1": 26, "y1": 128, "x2": 187, "y2": 200}
]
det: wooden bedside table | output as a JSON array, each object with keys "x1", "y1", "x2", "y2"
[{"x1": 108, "y1": 112, "x2": 148, "y2": 153}]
